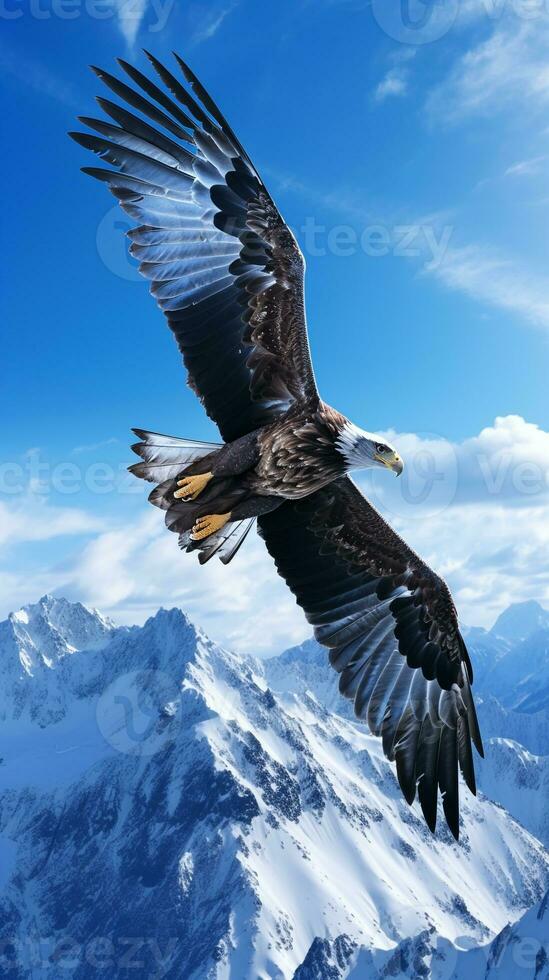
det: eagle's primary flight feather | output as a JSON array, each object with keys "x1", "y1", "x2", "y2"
[{"x1": 71, "y1": 51, "x2": 483, "y2": 840}]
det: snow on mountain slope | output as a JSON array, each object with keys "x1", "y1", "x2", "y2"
[
  {"x1": 1, "y1": 598, "x2": 548, "y2": 979},
  {"x1": 6, "y1": 593, "x2": 114, "y2": 668},
  {"x1": 459, "y1": 626, "x2": 510, "y2": 689},
  {"x1": 338, "y1": 889, "x2": 549, "y2": 978},
  {"x1": 475, "y1": 739, "x2": 549, "y2": 848},
  {"x1": 491, "y1": 601, "x2": 549, "y2": 643},
  {"x1": 265, "y1": 631, "x2": 549, "y2": 846},
  {"x1": 449, "y1": 889, "x2": 549, "y2": 979},
  {"x1": 0, "y1": 594, "x2": 117, "y2": 726},
  {"x1": 476, "y1": 696, "x2": 548, "y2": 758},
  {"x1": 488, "y1": 629, "x2": 549, "y2": 714},
  {"x1": 266, "y1": 637, "x2": 354, "y2": 721}
]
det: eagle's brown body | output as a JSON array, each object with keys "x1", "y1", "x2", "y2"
[
  {"x1": 143, "y1": 403, "x2": 350, "y2": 538},
  {"x1": 252, "y1": 403, "x2": 347, "y2": 500}
]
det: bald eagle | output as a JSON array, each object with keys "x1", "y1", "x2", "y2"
[{"x1": 71, "y1": 52, "x2": 483, "y2": 839}]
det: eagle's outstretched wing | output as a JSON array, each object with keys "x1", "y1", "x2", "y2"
[
  {"x1": 258, "y1": 477, "x2": 483, "y2": 839},
  {"x1": 70, "y1": 52, "x2": 318, "y2": 442}
]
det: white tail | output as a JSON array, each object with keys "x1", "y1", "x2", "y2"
[
  {"x1": 129, "y1": 429, "x2": 222, "y2": 484},
  {"x1": 129, "y1": 428, "x2": 256, "y2": 565}
]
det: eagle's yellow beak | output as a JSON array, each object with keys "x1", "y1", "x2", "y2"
[{"x1": 375, "y1": 452, "x2": 403, "y2": 476}]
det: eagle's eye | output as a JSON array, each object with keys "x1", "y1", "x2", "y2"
[{"x1": 375, "y1": 443, "x2": 388, "y2": 454}]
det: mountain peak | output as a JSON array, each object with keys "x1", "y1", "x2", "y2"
[
  {"x1": 5, "y1": 594, "x2": 115, "y2": 672},
  {"x1": 138, "y1": 605, "x2": 201, "y2": 659},
  {"x1": 491, "y1": 601, "x2": 549, "y2": 642}
]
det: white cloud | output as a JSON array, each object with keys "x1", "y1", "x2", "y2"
[
  {"x1": 370, "y1": 415, "x2": 549, "y2": 510},
  {"x1": 114, "y1": 0, "x2": 148, "y2": 46},
  {"x1": 0, "y1": 496, "x2": 104, "y2": 547},
  {"x1": 427, "y1": 21, "x2": 549, "y2": 124},
  {"x1": 191, "y1": 5, "x2": 236, "y2": 45},
  {"x1": 424, "y1": 243, "x2": 549, "y2": 331},
  {"x1": 359, "y1": 415, "x2": 549, "y2": 627},
  {"x1": 72, "y1": 438, "x2": 119, "y2": 456},
  {"x1": 395, "y1": 499, "x2": 549, "y2": 629},
  {"x1": 457, "y1": 0, "x2": 549, "y2": 25},
  {"x1": 0, "y1": 570, "x2": 71, "y2": 624},
  {"x1": 504, "y1": 156, "x2": 547, "y2": 177},
  {"x1": 374, "y1": 69, "x2": 408, "y2": 103},
  {"x1": 0, "y1": 41, "x2": 80, "y2": 109}
]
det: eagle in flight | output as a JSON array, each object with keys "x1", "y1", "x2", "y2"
[{"x1": 71, "y1": 51, "x2": 483, "y2": 839}]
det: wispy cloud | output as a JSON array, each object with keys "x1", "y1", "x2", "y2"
[
  {"x1": 426, "y1": 21, "x2": 549, "y2": 124},
  {"x1": 0, "y1": 496, "x2": 104, "y2": 548},
  {"x1": 475, "y1": 154, "x2": 548, "y2": 190},
  {"x1": 0, "y1": 41, "x2": 80, "y2": 109},
  {"x1": 190, "y1": 4, "x2": 236, "y2": 46},
  {"x1": 72, "y1": 438, "x2": 119, "y2": 456},
  {"x1": 425, "y1": 243, "x2": 549, "y2": 331},
  {"x1": 374, "y1": 68, "x2": 408, "y2": 103},
  {"x1": 114, "y1": 0, "x2": 148, "y2": 47},
  {"x1": 504, "y1": 156, "x2": 547, "y2": 178},
  {"x1": 265, "y1": 166, "x2": 382, "y2": 225}
]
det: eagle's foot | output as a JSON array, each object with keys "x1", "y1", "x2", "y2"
[
  {"x1": 191, "y1": 512, "x2": 231, "y2": 541},
  {"x1": 174, "y1": 471, "x2": 213, "y2": 500}
]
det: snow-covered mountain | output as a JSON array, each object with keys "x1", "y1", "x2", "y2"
[
  {"x1": 487, "y1": 629, "x2": 549, "y2": 715},
  {"x1": 1, "y1": 596, "x2": 548, "y2": 978},
  {"x1": 475, "y1": 695, "x2": 548, "y2": 758},
  {"x1": 0, "y1": 594, "x2": 116, "y2": 725},
  {"x1": 491, "y1": 600, "x2": 549, "y2": 643},
  {"x1": 448, "y1": 889, "x2": 549, "y2": 979},
  {"x1": 342, "y1": 889, "x2": 549, "y2": 978},
  {"x1": 476, "y1": 738, "x2": 549, "y2": 848},
  {"x1": 269, "y1": 608, "x2": 549, "y2": 846}
]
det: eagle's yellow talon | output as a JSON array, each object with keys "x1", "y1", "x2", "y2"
[
  {"x1": 191, "y1": 512, "x2": 231, "y2": 541},
  {"x1": 173, "y1": 471, "x2": 213, "y2": 500}
]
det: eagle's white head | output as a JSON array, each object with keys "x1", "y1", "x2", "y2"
[{"x1": 335, "y1": 421, "x2": 403, "y2": 475}]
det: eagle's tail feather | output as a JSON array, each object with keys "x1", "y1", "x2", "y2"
[
  {"x1": 179, "y1": 517, "x2": 256, "y2": 565},
  {"x1": 128, "y1": 427, "x2": 256, "y2": 564},
  {"x1": 128, "y1": 428, "x2": 222, "y2": 485}
]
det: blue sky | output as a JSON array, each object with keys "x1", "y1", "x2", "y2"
[{"x1": 1, "y1": 0, "x2": 549, "y2": 651}]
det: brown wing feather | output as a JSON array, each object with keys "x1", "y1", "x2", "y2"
[
  {"x1": 244, "y1": 193, "x2": 316, "y2": 406},
  {"x1": 258, "y1": 477, "x2": 483, "y2": 840}
]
